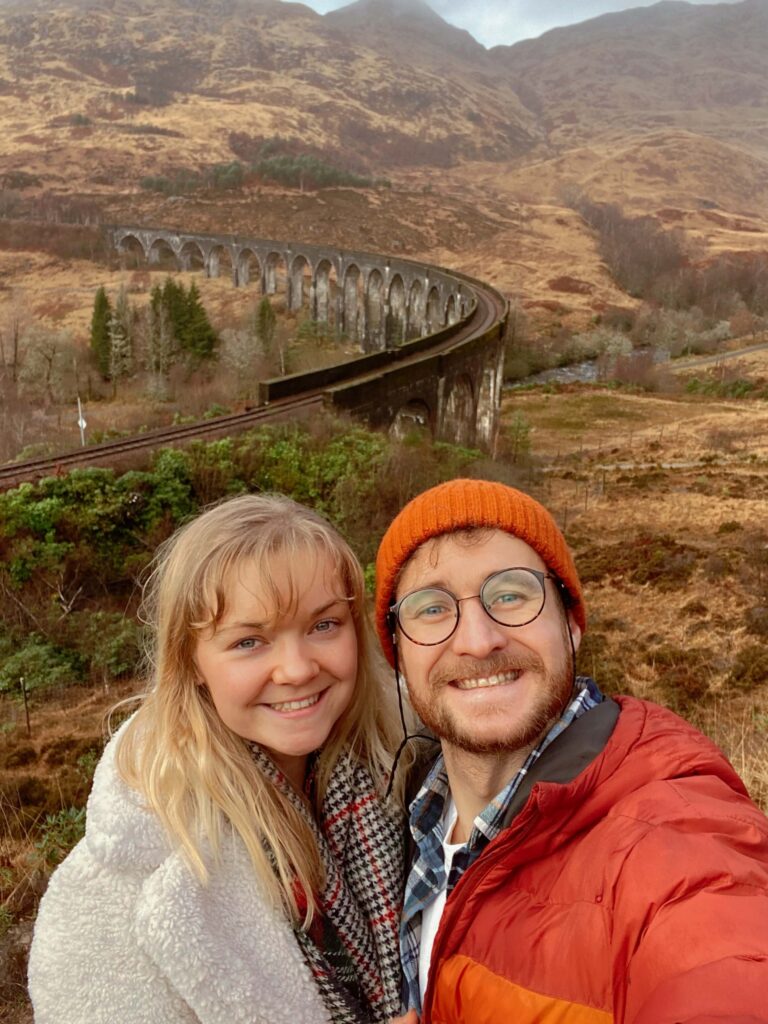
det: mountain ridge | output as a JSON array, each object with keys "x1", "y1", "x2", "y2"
[{"x1": 0, "y1": 0, "x2": 766, "y2": 321}]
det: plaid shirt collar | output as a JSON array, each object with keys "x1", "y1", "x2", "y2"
[{"x1": 400, "y1": 677, "x2": 604, "y2": 1013}]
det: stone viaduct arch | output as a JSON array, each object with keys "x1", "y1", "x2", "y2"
[
  {"x1": 114, "y1": 227, "x2": 474, "y2": 350},
  {"x1": 112, "y1": 226, "x2": 506, "y2": 451},
  {"x1": 326, "y1": 326, "x2": 505, "y2": 451}
]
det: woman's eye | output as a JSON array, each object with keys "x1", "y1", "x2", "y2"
[
  {"x1": 234, "y1": 637, "x2": 263, "y2": 651},
  {"x1": 313, "y1": 618, "x2": 340, "y2": 634}
]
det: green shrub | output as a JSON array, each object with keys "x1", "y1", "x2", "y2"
[
  {"x1": 76, "y1": 749, "x2": 101, "y2": 784},
  {"x1": 66, "y1": 611, "x2": 141, "y2": 684},
  {"x1": 0, "y1": 637, "x2": 81, "y2": 697},
  {"x1": 202, "y1": 403, "x2": 231, "y2": 419},
  {"x1": 34, "y1": 807, "x2": 86, "y2": 868},
  {"x1": 0, "y1": 415, "x2": 489, "y2": 677},
  {"x1": 686, "y1": 377, "x2": 758, "y2": 399},
  {"x1": 253, "y1": 152, "x2": 374, "y2": 190}
]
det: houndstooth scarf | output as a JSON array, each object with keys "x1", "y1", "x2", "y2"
[{"x1": 249, "y1": 745, "x2": 404, "y2": 1024}]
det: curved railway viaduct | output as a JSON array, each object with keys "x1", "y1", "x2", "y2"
[{"x1": 0, "y1": 228, "x2": 509, "y2": 490}]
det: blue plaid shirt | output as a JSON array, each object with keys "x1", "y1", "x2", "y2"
[{"x1": 400, "y1": 678, "x2": 604, "y2": 1012}]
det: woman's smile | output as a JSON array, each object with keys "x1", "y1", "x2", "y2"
[{"x1": 195, "y1": 552, "x2": 358, "y2": 787}]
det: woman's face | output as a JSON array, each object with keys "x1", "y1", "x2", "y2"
[{"x1": 194, "y1": 552, "x2": 358, "y2": 790}]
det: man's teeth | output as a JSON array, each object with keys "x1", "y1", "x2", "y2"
[
  {"x1": 455, "y1": 671, "x2": 521, "y2": 691},
  {"x1": 270, "y1": 693, "x2": 321, "y2": 712}
]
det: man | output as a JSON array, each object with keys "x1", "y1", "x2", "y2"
[{"x1": 375, "y1": 478, "x2": 768, "y2": 1024}]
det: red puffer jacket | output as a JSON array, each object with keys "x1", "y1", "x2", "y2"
[{"x1": 423, "y1": 697, "x2": 768, "y2": 1024}]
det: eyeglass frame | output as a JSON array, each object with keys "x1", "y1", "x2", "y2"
[{"x1": 387, "y1": 566, "x2": 565, "y2": 647}]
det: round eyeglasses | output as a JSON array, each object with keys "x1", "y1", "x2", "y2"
[{"x1": 389, "y1": 567, "x2": 555, "y2": 647}]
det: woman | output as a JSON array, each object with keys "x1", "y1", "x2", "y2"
[{"x1": 29, "y1": 494, "x2": 408, "y2": 1024}]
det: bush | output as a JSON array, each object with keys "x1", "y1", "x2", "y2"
[
  {"x1": 253, "y1": 152, "x2": 374, "y2": 190},
  {"x1": 647, "y1": 643, "x2": 716, "y2": 710},
  {"x1": 686, "y1": 376, "x2": 758, "y2": 399},
  {"x1": 500, "y1": 411, "x2": 532, "y2": 463},
  {"x1": 727, "y1": 644, "x2": 768, "y2": 689},
  {"x1": 34, "y1": 807, "x2": 86, "y2": 868},
  {"x1": 0, "y1": 416, "x2": 491, "y2": 680},
  {"x1": 575, "y1": 630, "x2": 626, "y2": 695},
  {"x1": 745, "y1": 606, "x2": 768, "y2": 639},
  {"x1": 579, "y1": 533, "x2": 697, "y2": 590},
  {"x1": 66, "y1": 611, "x2": 141, "y2": 684},
  {"x1": 0, "y1": 637, "x2": 81, "y2": 697}
]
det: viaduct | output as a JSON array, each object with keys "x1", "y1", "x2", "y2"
[
  {"x1": 0, "y1": 228, "x2": 509, "y2": 489},
  {"x1": 114, "y1": 226, "x2": 509, "y2": 449}
]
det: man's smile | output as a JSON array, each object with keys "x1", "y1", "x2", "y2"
[{"x1": 453, "y1": 670, "x2": 522, "y2": 691}]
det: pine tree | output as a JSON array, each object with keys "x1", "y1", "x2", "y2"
[
  {"x1": 161, "y1": 278, "x2": 186, "y2": 342},
  {"x1": 145, "y1": 288, "x2": 176, "y2": 398},
  {"x1": 182, "y1": 281, "x2": 217, "y2": 360},
  {"x1": 108, "y1": 286, "x2": 133, "y2": 387},
  {"x1": 255, "y1": 296, "x2": 282, "y2": 373},
  {"x1": 90, "y1": 286, "x2": 112, "y2": 379}
]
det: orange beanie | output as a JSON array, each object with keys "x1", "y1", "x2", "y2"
[{"x1": 374, "y1": 478, "x2": 586, "y2": 666}]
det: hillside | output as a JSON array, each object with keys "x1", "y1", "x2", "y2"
[
  {"x1": 498, "y1": 0, "x2": 768, "y2": 157},
  {"x1": 0, "y1": 0, "x2": 538, "y2": 193},
  {"x1": 0, "y1": 0, "x2": 767, "y2": 325}
]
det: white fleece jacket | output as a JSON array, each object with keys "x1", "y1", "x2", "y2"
[{"x1": 28, "y1": 731, "x2": 330, "y2": 1024}]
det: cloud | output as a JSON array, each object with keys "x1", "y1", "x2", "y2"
[{"x1": 297, "y1": 0, "x2": 741, "y2": 48}]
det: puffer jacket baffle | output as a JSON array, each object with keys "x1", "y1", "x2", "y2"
[{"x1": 422, "y1": 697, "x2": 768, "y2": 1024}]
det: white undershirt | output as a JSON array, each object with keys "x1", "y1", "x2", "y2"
[{"x1": 418, "y1": 796, "x2": 467, "y2": 1002}]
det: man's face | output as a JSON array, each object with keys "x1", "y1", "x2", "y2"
[{"x1": 394, "y1": 530, "x2": 582, "y2": 756}]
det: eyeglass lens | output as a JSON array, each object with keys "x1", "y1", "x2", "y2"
[{"x1": 396, "y1": 568, "x2": 547, "y2": 646}]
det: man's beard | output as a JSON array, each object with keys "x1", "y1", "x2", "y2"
[{"x1": 406, "y1": 628, "x2": 575, "y2": 756}]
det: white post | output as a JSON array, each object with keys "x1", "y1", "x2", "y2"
[{"x1": 77, "y1": 396, "x2": 87, "y2": 446}]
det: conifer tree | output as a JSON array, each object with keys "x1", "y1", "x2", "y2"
[
  {"x1": 182, "y1": 281, "x2": 217, "y2": 360},
  {"x1": 255, "y1": 296, "x2": 282, "y2": 373},
  {"x1": 161, "y1": 278, "x2": 186, "y2": 341},
  {"x1": 90, "y1": 286, "x2": 112, "y2": 379},
  {"x1": 145, "y1": 292, "x2": 175, "y2": 399},
  {"x1": 108, "y1": 286, "x2": 133, "y2": 387}
]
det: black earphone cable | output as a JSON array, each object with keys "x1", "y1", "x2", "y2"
[{"x1": 385, "y1": 637, "x2": 435, "y2": 800}]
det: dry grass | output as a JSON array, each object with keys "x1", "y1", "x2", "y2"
[
  {"x1": 689, "y1": 698, "x2": 768, "y2": 811},
  {"x1": 0, "y1": 680, "x2": 141, "y2": 1014},
  {"x1": 504, "y1": 381, "x2": 768, "y2": 810}
]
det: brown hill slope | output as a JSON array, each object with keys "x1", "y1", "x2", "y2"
[
  {"x1": 497, "y1": 0, "x2": 768, "y2": 157},
  {"x1": 0, "y1": 0, "x2": 539, "y2": 194},
  {"x1": 0, "y1": 0, "x2": 767, "y2": 319}
]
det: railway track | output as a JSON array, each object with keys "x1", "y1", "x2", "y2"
[{"x1": 0, "y1": 278, "x2": 507, "y2": 491}]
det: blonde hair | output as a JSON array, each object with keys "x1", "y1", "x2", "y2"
[{"x1": 116, "y1": 493, "x2": 406, "y2": 924}]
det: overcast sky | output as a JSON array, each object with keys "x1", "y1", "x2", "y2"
[{"x1": 296, "y1": 0, "x2": 741, "y2": 48}]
